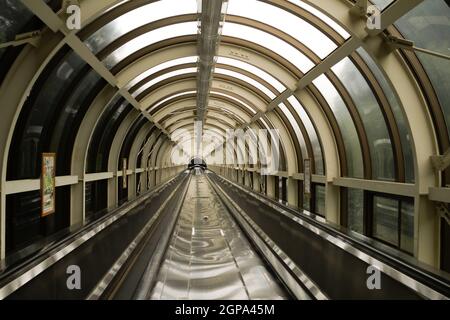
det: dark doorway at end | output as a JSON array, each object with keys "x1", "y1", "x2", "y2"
[{"x1": 188, "y1": 158, "x2": 207, "y2": 170}]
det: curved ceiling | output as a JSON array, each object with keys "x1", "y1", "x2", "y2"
[
  {"x1": 1, "y1": 0, "x2": 450, "y2": 262},
  {"x1": 1, "y1": 0, "x2": 448, "y2": 181}
]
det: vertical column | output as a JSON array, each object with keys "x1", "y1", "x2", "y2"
[
  {"x1": 107, "y1": 110, "x2": 140, "y2": 209},
  {"x1": 245, "y1": 171, "x2": 251, "y2": 187},
  {"x1": 71, "y1": 86, "x2": 118, "y2": 225},
  {"x1": 325, "y1": 183, "x2": 340, "y2": 224},
  {"x1": 287, "y1": 177, "x2": 298, "y2": 207},
  {"x1": 142, "y1": 169, "x2": 148, "y2": 191},
  {"x1": 70, "y1": 182, "x2": 84, "y2": 226},
  {"x1": 128, "y1": 172, "x2": 136, "y2": 200},
  {"x1": 253, "y1": 172, "x2": 261, "y2": 192},
  {"x1": 107, "y1": 176, "x2": 117, "y2": 209},
  {"x1": 296, "y1": 90, "x2": 341, "y2": 224},
  {"x1": 267, "y1": 175, "x2": 275, "y2": 198},
  {"x1": 1, "y1": 191, "x2": 4, "y2": 259},
  {"x1": 416, "y1": 195, "x2": 439, "y2": 267}
]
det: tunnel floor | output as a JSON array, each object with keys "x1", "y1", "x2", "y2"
[{"x1": 150, "y1": 171, "x2": 288, "y2": 300}]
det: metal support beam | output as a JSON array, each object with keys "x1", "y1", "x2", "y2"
[
  {"x1": 196, "y1": 0, "x2": 227, "y2": 122},
  {"x1": 0, "y1": 31, "x2": 41, "y2": 49},
  {"x1": 431, "y1": 148, "x2": 450, "y2": 172},
  {"x1": 264, "y1": 0, "x2": 425, "y2": 110},
  {"x1": 437, "y1": 203, "x2": 450, "y2": 226},
  {"x1": 367, "y1": 0, "x2": 424, "y2": 36},
  {"x1": 386, "y1": 35, "x2": 450, "y2": 61},
  {"x1": 20, "y1": 0, "x2": 172, "y2": 138},
  {"x1": 350, "y1": 0, "x2": 368, "y2": 17}
]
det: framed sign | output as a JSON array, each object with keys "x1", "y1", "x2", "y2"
[
  {"x1": 303, "y1": 159, "x2": 312, "y2": 197},
  {"x1": 41, "y1": 153, "x2": 56, "y2": 217},
  {"x1": 122, "y1": 158, "x2": 127, "y2": 189}
]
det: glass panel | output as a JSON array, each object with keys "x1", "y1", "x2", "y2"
[
  {"x1": 347, "y1": 188, "x2": 364, "y2": 234},
  {"x1": 87, "y1": 99, "x2": 133, "y2": 173},
  {"x1": 312, "y1": 75, "x2": 364, "y2": 178},
  {"x1": 6, "y1": 190, "x2": 41, "y2": 253},
  {"x1": 103, "y1": 22, "x2": 198, "y2": 69},
  {"x1": 7, "y1": 47, "x2": 86, "y2": 180},
  {"x1": 332, "y1": 57, "x2": 395, "y2": 181},
  {"x1": 227, "y1": 0, "x2": 337, "y2": 59},
  {"x1": 373, "y1": 196, "x2": 399, "y2": 246},
  {"x1": 51, "y1": 69, "x2": 103, "y2": 175},
  {"x1": 396, "y1": 0, "x2": 450, "y2": 139},
  {"x1": 288, "y1": 96, "x2": 324, "y2": 175},
  {"x1": 126, "y1": 56, "x2": 197, "y2": 89},
  {"x1": 215, "y1": 68, "x2": 277, "y2": 99},
  {"x1": 0, "y1": 0, "x2": 33, "y2": 60},
  {"x1": 210, "y1": 90, "x2": 257, "y2": 114},
  {"x1": 6, "y1": 186, "x2": 70, "y2": 255},
  {"x1": 209, "y1": 99, "x2": 247, "y2": 123},
  {"x1": 287, "y1": 0, "x2": 351, "y2": 39},
  {"x1": 217, "y1": 57, "x2": 286, "y2": 92},
  {"x1": 400, "y1": 201, "x2": 414, "y2": 253},
  {"x1": 147, "y1": 91, "x2": 196, "y2": 113},
  {"x1": 357, "y1": 47, "x2": 415, "y2": 183},
  {"x1": 132, "y1": 67, "x2": 197, "y2": 98},
  {"x1": 441, "y1": 206, "x2": 450, "y2": 273},
  {"x1": 0, "y1": 0, "x2": 59, "y2": 60},
  {"x1": 279, "y1": 103, "x2": 309, "y2": 160},
  {"x1": 119, "y1": 116, "x2": 147, "y2": 170},
  {"x1": 370, "y1": 0, "x2": 395, "y2": 11},
  {"x1": 85, "y1": 0, "x2": 197, "y2": 54},
  {"x1": 260, "y1": 118, "x2": 271, "y2": 131},
  {"x1": 85, "y1": 180, "x2": 107, "y2": 221},
  {"x1": 222, "y1": 22, "x2": 315, "y2": 73},
  {"x1": 315, "y1": 184, "x2": 325, "y2": 216}
]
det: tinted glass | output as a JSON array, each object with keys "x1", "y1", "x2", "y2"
[
  {"x1": 373, "y1": 196, "x2": 399, "y2": 245},
  {"x1": 332, "y1": 58, "x2": 395, "y2": 181},
  {"x1": 347, "y1": 188, "x2": 364, "y2": 234}
]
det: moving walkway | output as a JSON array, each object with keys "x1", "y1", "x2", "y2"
[{"x1": 0, "y1": 170, "x2": 449, "y2": 300}]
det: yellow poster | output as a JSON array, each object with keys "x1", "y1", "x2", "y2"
[{"x1": 41, "y1": 153, "x2": 56, "y2": 217}]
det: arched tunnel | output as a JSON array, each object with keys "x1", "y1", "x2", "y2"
[{"x1": 0, "y1": 0, "x2": 449, "y2": 303}]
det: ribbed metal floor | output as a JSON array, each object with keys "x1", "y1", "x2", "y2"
[{"x1": 150, "y1": 172, "x2": 288, "y2": 300}]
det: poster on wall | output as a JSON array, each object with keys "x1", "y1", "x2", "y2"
[
  {"x1": 123, "y1": 158, "x2": 128, "y2": 189},
  {"x1": 304, "y1": 158, "x2": 311, "y2": 197},
  {"x1": 41, "y1": 153, "x2": 56, "y2": 217}
]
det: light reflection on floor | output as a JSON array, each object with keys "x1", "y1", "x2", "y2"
[{"x1": 150, "y1": 173, "x2": 287, "y2": 300}]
